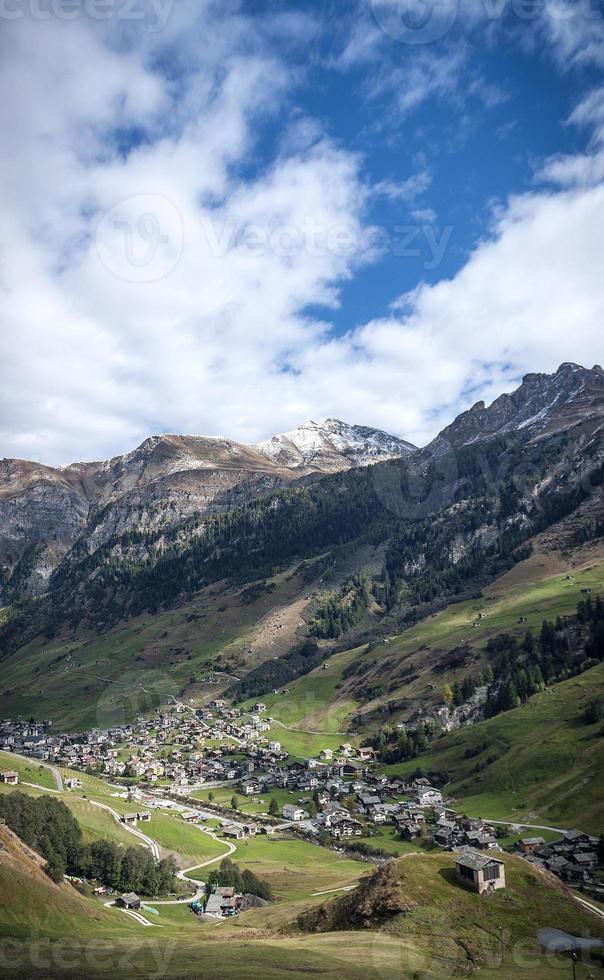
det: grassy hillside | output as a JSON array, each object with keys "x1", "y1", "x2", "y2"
[
  {"x1": 220, "y1": 835, "x2": 371, "y2": 901},
  {"x1": 0, "y1": 824, "x2": 137, "y2": 941},
  {"x1": 291, "y1": 851, "x2": 603, "y2": 977},
  {"x1": 0, "y1": 565, "x2": 318, "y2": 729},
  {"x1": 258, "y1": 543, "x2": 604, "y2": 741},
  {"x1": 1, "y1": 806, "x2": 602, "y2": 979},
  {"x1": 387, "y1": 661, "x2": 604, "y2": 831},
  {"x1": 0, "y1": 760, "x2": 228, "y2": 864},
  {"x1": 0, "y1": 750, "x2": 57, "y2": 789}
]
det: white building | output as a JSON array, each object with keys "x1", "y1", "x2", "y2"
[{"x1": 282, "y1": 804, "x2": 305, "y2": 821}]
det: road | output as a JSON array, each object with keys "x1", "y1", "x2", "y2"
[
  {"x1": 92, "y1": 803, "x2": 238, "y2": 920},
  {"x1": 103, "y1": 899, "x2": 157, "y2": 927},
  {"x1": 486, "y1": 819, "x2": 567, "y2": 834},
  {"x1": 2, "y1": 750, "x2": 63, "y2": 791},
  {"x1": 88, "y1": 800, "x2": 161, "y2": 860},
  {"x1": 572, "y1": 895, "x2": 604, "y2": 921},
  {"x1": 176, "y1": 829, "x2": 237, "y2": 887},
  {"x1": 270, "y1": 718, "x2": 347, "y2": 738}
]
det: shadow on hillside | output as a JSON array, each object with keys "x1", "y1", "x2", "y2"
[{"x1": 437, "y1": 867, "x2": 458, "y2": 888}]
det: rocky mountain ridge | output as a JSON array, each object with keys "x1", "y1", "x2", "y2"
[
  {"x1": 1, "y1": 363, "x2": 602, "y2": 604},
  {"x1": 256, "y1": 418, "x2": 416, "y2": 470},
  {"x1": 426, "y1": 362, "x2": 604, "y2": 457},
  {"x1": 0, "y1": 421, "x2": 414, "y2": 601}
]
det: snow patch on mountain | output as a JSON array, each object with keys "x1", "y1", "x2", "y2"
[{"x1": 256, "y1": 419, "x2": 416, "y2": 471}]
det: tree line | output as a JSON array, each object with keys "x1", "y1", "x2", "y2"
[
  {"x1": 206, "y1": 857, "x2": 272, "y2": 901},
  {"x1": 308, "y1": 571, "x2": 371, "y2": 639},
  {"x1": 0, "y1": 793, "x2": 177, "y2": 894}
]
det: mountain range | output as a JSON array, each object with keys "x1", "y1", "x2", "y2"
[{"x1": 0, "y1": 362, "x2": 602, "y2": 607}]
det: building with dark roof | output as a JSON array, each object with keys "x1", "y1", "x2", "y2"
[{"x1": 455, "y1": 848, "x2": 506, "y2": 894}]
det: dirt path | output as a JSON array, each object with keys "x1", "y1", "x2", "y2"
[
  {"x1": 2, "y1": 750, "x2": 63, "y2": 791},
  {"x1": 270, "y1": 718, "x2": 347, "y2": 737},
  {"x1": 87, "y1": 799, "x2": 161, "y2": 860}
]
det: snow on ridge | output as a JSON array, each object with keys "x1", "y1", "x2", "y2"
[{"x1": 255, "y1": 419, "x2": 415, "y2": 469}]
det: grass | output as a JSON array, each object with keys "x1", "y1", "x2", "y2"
[
  {"x1": 354, "y1": 825, "x2": 430, "y2": 856},
  {"x1": 192, "y1": 785, "x2": 306, "y2": 817},
  {"x1": 1, "y1": 817, "x2": 601, "y2": 979},
  {"x1": 142, "y1": 811, "x2": 228, "y2": 866},
  {"x1": 386, "y1": 852, "x2": 603, "y2": 972},
  {"x1": 386, "y1": 660, "x2": 604, "y2": 832},
  {"x1": 276, "y1": 850, "x2": 603, "y2": 978},
  {"x1": 216, "y1": 835, "x2": 371, "y2": 901},
  {"x1": 0, "y1": 567, "x2": 311, "y2": 730},
  {"x1": 0, "y1": 751, "x2": 57, "y2": 789},
  {"x1": 0, "y1": 823, "x2": 138, "y2": 942},
  {"x1": 0, "y1": 781, "x2": 138, "y2": 847},
  {"x1": 1, "y1": 763, "x2": 230, "y2": 865}
]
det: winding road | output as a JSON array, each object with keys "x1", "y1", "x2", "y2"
[
  {"x1": 270, "y1": 718, "x2": 347, "y2": 738},
  {"x1": 88, "y1": 800, "x2": 161, "y2": 860},
  {"x1": 2, "y1": 750, "x2": 64, "y2": 791}
]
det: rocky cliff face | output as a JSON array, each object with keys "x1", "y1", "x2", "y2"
[
  {"x1": 1, "y1": 364, "x2": 602, "y2": 605},
  {"x1": 0, "y1": 424, "x2": 414, "y2": 601},
  {"x1": 426, "y1": 362, "x2": 604, "y2": 457}
]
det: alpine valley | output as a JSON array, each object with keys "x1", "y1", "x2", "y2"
[{"x1": 1, "y1": 363, "x2": 603, "y2": 979}]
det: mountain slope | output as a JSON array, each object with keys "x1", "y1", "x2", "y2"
[
  {"x1": 0, "y1": 823, "x2": 136, "y2": 940},
  {"x1": 256, "y1": 418, "x2": 415, "y2": 470},
  {"x1": 383, "y1": 660, "x2": 604, "y2": 832},
  {"x1": 1, "y1": 364, "x2": 603, "y2": 719},
  {"x1": 0, "y1": 421, "x2": 413, "y2": 602},
  {"x1": 426, "y1": 361, "x2": 604, "y2": 457}
]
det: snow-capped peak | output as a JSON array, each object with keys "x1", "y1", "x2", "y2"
[{"x1": 255, "y1": 419, "x2": 415, "y2": 471}]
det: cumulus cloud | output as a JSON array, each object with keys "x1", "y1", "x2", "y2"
[
  {"x1": 0, "y1": 1, "x2": 603, "y2": 465},
  {"x1": 297, "y1": 182, "x2": 604, "y2": 447}
]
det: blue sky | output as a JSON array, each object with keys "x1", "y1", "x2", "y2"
[{"x1": 0, "y1": 0, "x2": 603, "y2": 463}]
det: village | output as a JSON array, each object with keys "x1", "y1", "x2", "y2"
[{"x1": 1, "y1": 697, "x2": 602, "y2": 917}]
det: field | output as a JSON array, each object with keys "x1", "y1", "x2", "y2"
[
  {"x1": 386, "y1": 660, "x2": 604, "y2": 831},
  {"x1": 192, "y1": 785, "x2": 305, "y2": 816},
  {"x1": 140, "y1": 811, "x2": 228, "y2": 867},
  {"x1": 256, "y1": 543, "x2": 604, "y2": 743},
  {"x1": 0, "y1": 750, "x2": 57, "y2": 789},
  {"x1": 183, "y1": 833, "x2": 372, "y2": 901},
  {"x1": 0, "y1": 566, "x2": 314, "y2": 730}
]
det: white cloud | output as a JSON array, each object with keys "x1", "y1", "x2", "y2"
[
  {"x1": 294, "y1": 181, "x2": 604, "y2": 447},
  {"x1": 373, "y1": 172, "x2": 432, "y2": 202},
  {"x1": 0, "y1": 2, "x2": 603, "y2": 465},
  {"x1": 0, "y1": 6, "x2": 377, "y2": 463},
  {"x1": 539, "y1": 86, "x2": 604, "y2": 187}
]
